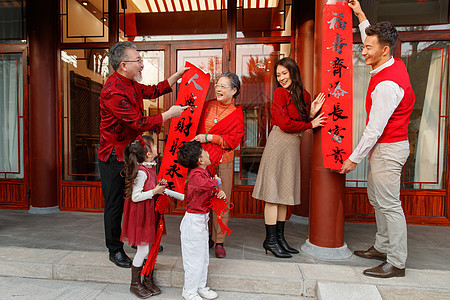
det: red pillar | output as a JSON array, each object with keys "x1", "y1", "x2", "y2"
[
  {"x1": 308, "y1": 0, "x2": 347, "y2": 249},
  {"x1": 293, "y1": 1, "x2": 315, "y2": 217},
  {"x1": 28, "y1": 0, "x2": 59, "y2": 209}
]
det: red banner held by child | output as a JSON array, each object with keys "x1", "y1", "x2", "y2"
[
  {"x1": 321, "y1": 1, "x2": 353, "y2": 171},
  {"x1": 158, "y1": 62, "x2": 211, "y2": 194}
]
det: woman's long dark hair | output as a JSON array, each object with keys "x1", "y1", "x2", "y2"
[
  {"x1": 122, "y1": 135, "x2": 155, "y2": 199},
  {"x1": 274, "y1": 57, "x2": 308, "y2": 121}
]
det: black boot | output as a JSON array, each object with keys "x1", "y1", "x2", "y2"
[
  {"x1": 276, "y1": 221, "x2": 299, "y2": 254},
  {"x1": 130, "y1": 265, "x2": 152, "y2": 298},
  {"x1": 263, "y1": 224, "x2": 292, "y2": 258}
]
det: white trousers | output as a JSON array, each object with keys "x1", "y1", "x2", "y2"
[
  {"x1": 367, "y1": 140, "x2": 409, "y2": 269},
  {"x1": 180, "y1": 212, "x2": 209, "y2": 295}
]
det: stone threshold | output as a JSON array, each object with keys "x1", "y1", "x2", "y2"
[{"x1": 1, "y1": 246, "x2": 450, "y2": 298}]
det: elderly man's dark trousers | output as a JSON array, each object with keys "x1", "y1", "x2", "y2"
[{"x1": 99, "y1": 153, "x2": 125, "y2": 253}]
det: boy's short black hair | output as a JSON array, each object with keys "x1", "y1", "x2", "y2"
[{"x1": 177, "y1": 141, "x2": 203, "y2": 170}]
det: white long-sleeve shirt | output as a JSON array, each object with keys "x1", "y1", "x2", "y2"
[
  {"x1": 348, "y1": 20, "x2": 405, "y2": 164},
  {"x1": 131, "y1": 162, "x2": 156, "y2": 202}
]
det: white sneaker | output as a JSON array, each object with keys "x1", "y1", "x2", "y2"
[
  {"x1": 197, "y1": 287, "x2": 218, "y2": 299},
  {"x1": 182, "y1": 287, "x2": 203, "y2": 300}
]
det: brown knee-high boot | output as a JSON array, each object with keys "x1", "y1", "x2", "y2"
[
  {"x1": 143, "y1": 272, "x2": 161, "y2": 295},
  {"x1": 130, "y1": 265, "x2": 152, "y2": 298}
]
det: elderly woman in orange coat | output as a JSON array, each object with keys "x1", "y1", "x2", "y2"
[{"x1": 193, "y1": 72, "x2": 245, "y2": 258}]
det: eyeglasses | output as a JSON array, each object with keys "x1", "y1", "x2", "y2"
[
  {"x1": 214, "y1": 84, "x2": 231, "y2": 89},
  {"x1": 123, "y1": 58, "x2": 143, "y2": 64}
]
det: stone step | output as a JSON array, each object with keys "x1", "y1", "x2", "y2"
[
  {"x1": 0, "y1": 276, "x2": 308, "y2": 299},
  {"x1": 0, "y1": 247, "x2": 306, "y2": 297},
  {"x1": 317, "y1": 282, "x2": 382, "y2": 300},
  {"x1": 316, "y1": 281, "x2": 450, "y2": 300},
  {"x1": 2, "y1": 246, "x2": 450, "y2": 299}
]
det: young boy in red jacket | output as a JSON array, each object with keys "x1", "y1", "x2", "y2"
[{"x1": 177, "y1": 141, "x2": 225, "y2": 300}]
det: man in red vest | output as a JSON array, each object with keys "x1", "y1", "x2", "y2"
[{"x1": 341, "y1": 1, "x2": 415, "y2": 278}]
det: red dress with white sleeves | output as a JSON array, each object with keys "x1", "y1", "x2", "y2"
[{"x1": 121, "y1": 165, "x2": 157, "y2": 246}]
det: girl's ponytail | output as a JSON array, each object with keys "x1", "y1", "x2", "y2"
[
  {"x1": 123, "y1": 140, "x2": 146, "y2": 198},
  {"x1": 123, "y1": 151, "x2": 139, "y2": 199},
  {"x1": 122, "y1": 135, "x2": 156, "y2": 199}
]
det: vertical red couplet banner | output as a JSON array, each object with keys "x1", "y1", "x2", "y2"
[
  {"x1": 321, "y1": 2, "x2": 353, "y2": 171},
  {"x1": 158, "y1": 62, "x2": 211, "y2": 193}
]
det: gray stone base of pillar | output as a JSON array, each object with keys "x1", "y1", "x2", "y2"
[
  {"x1": 301, "y1": 238, "x2": 352, "y2": 260},
  {"x1": 28, "y1": 206, "x2": 60, "y2": 214},
  {"x1": 288, "y1": 215, "x2": 309, "y2": 225}
]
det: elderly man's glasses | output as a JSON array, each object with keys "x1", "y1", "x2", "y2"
[{"x1": 123, "y1": 58, "x2": 143, "y2": 64}]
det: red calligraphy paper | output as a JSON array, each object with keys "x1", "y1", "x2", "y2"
[
  {"x1": 143, "y1": 64, "x2": 209, "y2": 275},
  {"x1": 321, "y1": 2, "x2": 353, "y2": 171},
  {"x1": 158, "y1": 62, "x2": 211, "y2": 194}
]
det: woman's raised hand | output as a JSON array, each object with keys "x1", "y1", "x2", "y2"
[
  {"x1": 311, "y1": 112, "x2": 327, "y2": 129},
  {"x1": 310, "y1": 92, "x2": 326, "y2": 118}
]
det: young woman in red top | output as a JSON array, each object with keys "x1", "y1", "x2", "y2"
[
  {"x1": 252, "y1": 57, "x2": 327, "y2": 258},
  {"x1": 121, "y1": 135, "x2": 166, "y2": 298}
]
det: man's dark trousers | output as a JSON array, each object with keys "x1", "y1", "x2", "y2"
[{"x1": 99, "y1": 153, "x2": 125, "y2": 253}]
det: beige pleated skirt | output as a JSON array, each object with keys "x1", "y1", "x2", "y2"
[{"x1": 252, "y1": 125, "x2": 303, "y2": 205}]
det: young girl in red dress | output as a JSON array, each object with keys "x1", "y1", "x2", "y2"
[{"x1": 121, "y1": 135, "x2": 166, "y2": 299}]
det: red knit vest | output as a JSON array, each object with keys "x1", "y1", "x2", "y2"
[{"x1": 366, "y1": 58, "x2": 415, "y2": 143}]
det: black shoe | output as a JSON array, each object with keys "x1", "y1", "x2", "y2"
[{"x1": 109, "y1": 249, "x2": 132, "y2": 268}]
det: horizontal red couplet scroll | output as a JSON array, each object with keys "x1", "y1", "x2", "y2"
[
  {"x1": 158, "y1": 62, "x2": 211, "y2": 193},
  {"x1": 321, "y1": 2, "x2": 353, "y2": 171}
]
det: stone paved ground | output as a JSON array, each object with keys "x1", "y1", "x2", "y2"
[{"x1": 1, "y1": 209, "x2": 450, "y2": 299}]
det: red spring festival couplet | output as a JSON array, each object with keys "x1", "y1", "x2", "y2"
[
  {"x1": 142, "y1": 63, "x2": 210, "y2": 276},
  {"x1": 158, "y1": 62, "x2": 211, "y2": 193},
  {"x1": 321, "y1": 1, "x2": 353, "y2": 171}
]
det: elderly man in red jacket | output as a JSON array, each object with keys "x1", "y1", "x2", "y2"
[
  {"x1": 341, "y1": 1, "x2": 415, "y2": 278},
  {"x1": 98, "y1": 41, "x2": 188, "y2": 268}
]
